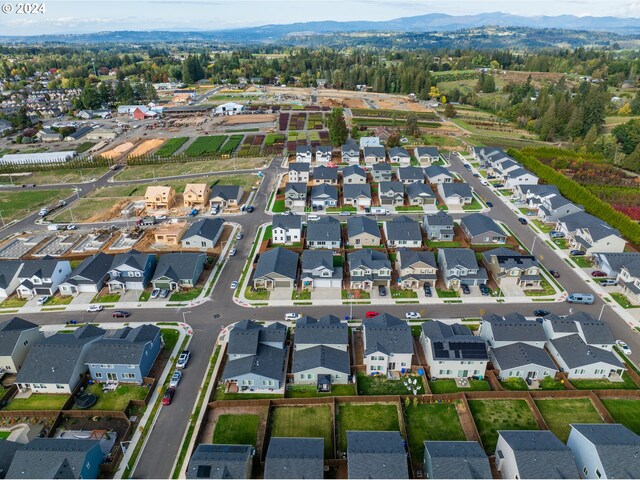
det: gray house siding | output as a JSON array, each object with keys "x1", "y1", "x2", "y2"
[{"x1": 88, "y1": 334, "x2": 162, "y2": 383}]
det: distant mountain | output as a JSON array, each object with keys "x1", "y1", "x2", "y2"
[{"x1": 2, "y1": 12, "x2": 640, "y2": 44}]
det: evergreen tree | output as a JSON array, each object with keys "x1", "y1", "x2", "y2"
[
  {"x1": 444, "y1": 103, "x2": 457, "y2": 118},
  {"x1": 405, "y1": 114, "x2": 419, "y2": 136},
  {"x1": 327, "y1": 108, "x2": 347, "y2": 146},
  {"x1": 482, "y1": 75, "x2": 496, "y2": 93}
]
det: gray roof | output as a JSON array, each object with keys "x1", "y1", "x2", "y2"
[
  {"x1": 406, "y1": 182, "x2": 435, "y2": 200},
  {"x1": 549, "y1": 334, "x2": 623, "y2": 369},
  {"x1": 348, "y1": 249, "x2": 390, "y2": 273},
  {"x1": 210, "y1": 185, "x2": 242, "y2": 202},
  {"x1": 64, "y1": 253, "x2": 112, "y2": 287},
  {"x1": 482, "y1": 248, "x2": 538, "y2": 271},
  {"x1": 399, "y1": 249, "x2": 437, "y2": 270},
  {"x1": 439, "y1": 248, "x2": 480, "y2": 271},
  {"x1": 389, "y1": 147, "x2": 410, "y2": 158},
  {"x1": 253, "y1": 247, "x2": 298, "y2": 281},
  {"x1": 490, "y1": 343, "x2": 557, "y2": 371},
  {"x1": 85, "y1": 324, "x2": 160, "y2": 367},
  {"x1": 289, "y1": 162, "x2": 310, "y2": 173},
  {"x1": 547, "y1": 195, "x2": 574, "y2": 209},
  {"x1": 301, "y1": 250, "x2": 334, "y2": 271},
  {"x1": 16, "y1": 325, "x2": 105, "y2": 385},
  {"x1": 372, "y1": 162, "x2": 392, "y2": 172},
  {"x1": 397, "y1": 166, "x2": 425, "y2": 181},
  {"x1": 296, "y1": 145, "x2": 312, "y2": 154},
  {"x1": 496, "y1": 159, "x2": 519, "y2": 170},
  {"x1": 110, "y1": 250, "x2": 150, "y2": 273},
  {"x1": 415, "y1": 146, "x2": 440, "y2": 158},
  {"x1": 363, "y1": 313, "x2": 413, "y2": 356},
  {"x1": 0, "y1": 317, "x2": 38, "y2": 356},
  {"x1": 341, "y1": 139, "x2": 359, "y2": 152},
  {"x1": 295, "y1": 315, "x2": 347, "y2": 346},
  {"x1": 347, "y1": 216, "x2": 380, "y2": 239},
  {"x1": 481, "y1": 313, "x2": 546, "y2": 342},
  {"x1": 343, "y1": 183, "x2": 371, "y2": 200},
  {"x1": 461, "y1": 213, "x2": 504, "y2": 237},
  {"x1": 306, "y1": 216, "x2": 341, "y2": 242},
  {"x1": 593, "y1": 252, "x2": 640, "y2": 276},
  {"x1": 6, "y1": 438, "x2": 101, "y2": 479},
  {"x1": 152, "y1": 253, "x2": 205, "y2": 283},
  {"x1": 569, "y1": 424, "x2": 640, "y2": 479},
  {"x1": 310, "y1": 183, "x2": 338, "y2": 201},
  {"x1": 342, "y1": 165, "x2": 366, "y2": 178},
  {"x1": 517, "y1": 184, "x2": 560, "y2": 198},
  {"x1": 508, "y1": 167, "x2": 536, "y2": 179},
  {"x1": 561, "y1": 311, "x2": 615, "y2": 346},
  {"x1": 187, "y1": 444, "x2": 253, "y2": 479},
  {"x1": 0, "y1": 440, "x2": 22, "y2": 478},
  {"x1": 285, "y1": 182, "x2": 308, "y2": 196},
  {"x1": 316, "y1": 145, "x2": 332, "y2": 154},
  {"x1": 363, "y1": 146, "x2": 386, "y2": 157},
  {"x1": 422, "y1": 321, "x2": 488, "y2": 361},
  {"x1": 292, "y1": 345, "x2": 350, "y2": 374},
  {"x1": 18, "y1": 259, "x2": 64, "y2": 281},
  {"x1": 183, "y1": 218, "x2": 224, "y2": 242},
  {"x1": 497, "y1": 430, "x2": 578, "y2": 479},
  {"x1": 222, "y1": 344, "x2": 286, "y2": 381},
  {"x1": 264, "y1": 438, "x2": 324, "y2": 479},
  {"x1": 228, "y1": 320, "x2": 286, "y2": 357},
  {"x1": 559, "y1": 211, "x2": 612, "y2": 233},
  {"x1": 0, "y1": 261, "x2": 23, "y2": 289},
  {"x1": 423, "y1": 211, "x2": 454, "y2": 228},
  {"x1": 312, "y1": 165, "x2": 338, "y2": 181},
  {"x1": 425, "y1": 165, "x2": 453, "y2": 180},
  {"x1": 440, "y1": 183, "x2": 473, "y2": 199},
  {"x1": 385, "y1": 215, "x2": 422, "y2": 241},
  {"x1": 379, "y1": 181, "x2": 404, "y2": 195},
  {"x1": 424, "y1": 441, "x2": 491, "y2": 479},
  {"x1": 347, "y1": 431, "x2": 408, "y2": 479},
  {"x1": 272, "y1": 214, "x2": 302, "y2": 231}
]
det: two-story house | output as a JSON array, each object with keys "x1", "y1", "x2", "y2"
[
  {"x1": 379, "y1": 181, "x2": 405, "y2": 206},
  {"x1": 414, "y1": 147, "x2": 440, "y2": 166},
  {"x1": 537, "y1": 195, "x2": 583, "y2": 223},
  {"x1": 480, "y1": 312, "x2": 547, "y2": 348},
  {"x1": 397, "y1": 249, "x2": 437, "y2": 289},
  {"x1": 347, "y1": 216, "x2": 381, "y2": 248},
  {"x1": 348, "y1": 249, "x2": 391, "y2": 290},
  {"x1": 301, "y1": 250, "x2": 342, "y2": 289},
  {"x1": 306, "y1": 216, "x2": 341, "y2": 249},
  {"x1": 0, "y1": 260, "x2": 24, "y2": 299},
  {"x1": 618, "y1": 260, "x2": 640, "y2": 305},
  {"x1": 312, "y1": 165, "x2": 338, "y2": 185},
  {"x1": 284, "y1": 182, "x2": 308, "y2": 210},
  {"x1": 272, "y1": 215, "x2": 303, "y2": 245},
  {"x1": 460, "y1": 213, "x2": 507, "y2": 245},
  {"x1": 397, "y1": 166, "x2": 425, "y2": 185},
  {"x1": 315, "y1": 146, "x2": 332, "y2": 165},
  {"x1": 0, "y1": 317, "x2": 43, "y2": 374},
  {"x1": 384, "y1": 215, "x2": 423, "y2": 248},
  {"x1": 371, "y1": 162, "x2": 393, "y2": 182},
  {"x1": 106, "y1": 251, "x2": 157, "y2": 292},
  {"x1": 144, "y1": 186, "x2": 176, "y2": 211},
  {"x1": 288, "y1": 163, "x2": 310, "y2": 183},
  {"x1": 363, "y1": 313, "x2": 413, "y2": 375},
  {"x1": 295, "y1": 145, "x2": 313, "y2": 163},
  {"x1": 341, "y1": 140, "x2": 360, "y2": 165},
  {"x1": 437, "y1": 248, "x2": 488, "y2": 289},
  {"x1": 342, "y1": 165, "x2": 367, "y2": 184},
  {"x1": 310, "y1": 184, "x2": 338, "y2": 209},
  {"x1": 483, "y1": 248, "x2": 542, "y2": 290},
  {"x1": 423, "y1": 211, "x2": 454, "y2": 241},
  {"x1": 363, "y1": 146, "x2": 386, "y2": 167},
  {"x1": 16, "y1": 259, "x2": 72, "y2": 298},
  {"x1": 343, "y1": 184, "x2": 372, "y2": 209},
  {"x1": 183, "y1": 183, "x2": 211, "y2": 209},
  {"x1": 504, "y1": 168, "x2": 539, "y2": 189}
]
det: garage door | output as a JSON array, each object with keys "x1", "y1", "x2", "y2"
[
  {"x1": 154, "y1": 281, "x2": 172, "y2": 290},
  {"x1": 275, "y1": 280, "x2": 292, "y2": 288},
  {"x1": 314, "y1": 279, "x2": 333, "y2": 288}
]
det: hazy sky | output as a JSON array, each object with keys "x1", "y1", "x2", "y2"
[{"x1": 1, "y1": 0, "x2": 639, "y2": 36}]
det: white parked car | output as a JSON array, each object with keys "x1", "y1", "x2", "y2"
[
  {"x1": 480, "y1": 179, "x2": 489, "y2": 186},
  {"x1": 155, "y1": 215, "x2": 167, "y2": 221},
  {"x1": 87, "y1": 305, "x2": 103, "y2": 313},
  {"x1": 229, "y1": 248, "x2": 237, "y2": 256},
  {"x1": 36, "y1": 296, "x2": 49, "y2": 305},
  {"x1": 66, "y1": 224, "x2": 77, "y2": 230},
  {"x1": 405, "y1": 312, "x2": 421, "y2": 319},
  {"x1": 285, "y1": 313, "x2": 301, "y2": 321},
  {"x1": 169, "y1": 370, "x2": 182, "y2": 388},
  {"x1": 616, "y1": 340, "x2": 632, "y2": 355},
  {"x1": 176, "y1": 350, "x2": 190, "y2": 369},
  {"x1": 230, "y1": 281, "x2": 238, "y2": 289}
]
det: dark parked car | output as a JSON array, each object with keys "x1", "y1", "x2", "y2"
[
  {"x1": 162, "y1": 387, "x2": 175, "y2": 405},
  {"x1": 461, "y1": 284, "x2": 470, "y2": 294},
  {"x1": 424, "y1": 284, "x2": 432, "y2": 297},
  {"x1": 486, "y1": 202, "x2": 493, "y2": 208},
  {"x1": 570, "y1": 250, "x2": 586, "y2": 256},
  {"x1": 378, "y1": 285, "x2": 387, "y2": 296},
  {"x1": 112, "y1": 310, "x2": 130, "y2": 318},
  {"x1": 549, "y1": 270, "x2": 560, "y2": 278},
  {"x1": 534, "y1": 309, "x2": 551, "y2": 317},
  {"x1": 246, "y1": 206, "x2": 255, "y2": 213},
  {"x1": 518, "y1": 217, "x2": 528, "y2": 225},
  {"x1": 591, "y1": 271, "x2": 607, "y2": 277},
  {"x1": 479, "y1": 284, "x2": 490, "y2": 296}
]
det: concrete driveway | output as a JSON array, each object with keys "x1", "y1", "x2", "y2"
[
  {"x1": 270, "y1": 288, "x2": 292, "y2": 301},
  {"x1": 500, "y1": 283, "x2": 525, "y2": 298},
  {"x1": 311, "y1": 289, "x2": 341, "y2": 301},
  {"x1": 120, "y1": 289, "x2": 142, "y2": 303},
  {"x1": 71, "y1": 292, "x2": 96, "y2": 305}
]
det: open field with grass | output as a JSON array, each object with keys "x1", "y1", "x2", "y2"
[
  {"x1": 81, "y1": 383, "x2": 149, "y2": 411},
  {"x1": 270, "y1": 406, "x2": 333, "y2": 457},
  {"x1": 5, "y1": 393, "x2": 69, "y2": 411},
  {"x1": 0, "y1": 189, "x2": 74, "y2": 222},
  {"x1": 0, "y1": 167, "x2": 107, "y2": 185},
  {"x1": 602, "y1": 399, "x2": 640, "y2": 434},
  {"x1": 212, "y1": 414, "x2": 260, "y2": 445},
  {"x1": 404, "y1": 402, "x2": 465, "y2": 463},
  {"x1": 535, "y1": 399, "x2": 603, "y2": 442},
  {"x1": 468, "y1": 399, "x2": 538, "y2": 453},
  {"x1": 50, "y1": 198, "x2": 115, "y2": 222},
  {"x1": 337, "y1": 403, "x2": 399, "y2": 452}
]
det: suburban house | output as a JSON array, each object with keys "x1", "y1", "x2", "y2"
[
  {"x1": 490, "y1": 342, "x2": 558, "y2": 382},
  {"x1": 222, "y1": 320, "x2": 287, "y2": 393},
  {"x1": 306, "y1": 216, "x2": 342, "y2": 249},
  {"x1": 460, "y1": 213, "x2": 507, "y2": 244},
  {"x1": 295, "y1": 145, "x2": 313, "y2": 163},
  {"x1": 16, "y1": 325, "x2": 105, "y2": 394},
  {"x1": 371, "y1": 162, "x2": 393, "y2": 182},
  {"x1": 342, "y1": 164, "x2": 367, "y2": 184},
  {"x1": 437, "y1": 248, "x2": 488, "y2": 289},
  {"x1": 86, "y1": 324, "x2": 162, "y2": 384},
  {"x1": 359, "y1": 136, "x2": 381, "y2": 149},
  {"x1": 153, "y1": 221, "x2": 189, "y2": 247},
  {"x1": 397, "y1": 166, "x2": 425, "y2": 185},
  {"x1": 292, "y1": 315, "x2": 349, "y2": 387},
  {"x1": 546, "y1": 334, "x2": 624, "y2": 379},
  {"x1": 343, "y1": 184, "x2": 372, "y2": 209},
  {"x1": 210, "y1": 185, "x2": 244, "y2": 209},
  {"x1": 618, "y1": 260, "x2": 640, "y2": 305},
  {"x1": 414, "y1": 147, "x2": 441, "y2": 166},
  {"x1": 347, "y1": 431, "x2": 409, "y2": 480},
  {"x1": 186, "y1": 444, "x2": 254, "y2": 480},
  {"x1": 301, "y1": 250, "x2": 342, "y2": 289},
  {"x1": 107, "y1": 251, "x2": 157, "y2": 292},
  {"x1": 421, "y1": 321, "x2": 488, "y2": 379},
  {"x1": 479, "y1": 312, "x2": 547, "y2": 348},
  {"x1": 572, "y1": 222, "x2": 626, "y2": 255},
  {"x1": 144, "y1": 186, "x2": 176, "y2": 211},
  {"x1": 363, "y1": 313, "x2": 413, "y2": 375},
  {"x1": 537, "y1": 195, "x2": 583, "y2": 223},
  {"x1": 406, "y1": 183, "x2": 436, "y2": 207},
  {"x1": 567, "y1": 424, "x2": 640, "y2": 480},
  {"x1": 492, "y1": 158, "x2": 520, "y2": 177},
  {"x1": 315, "y1": 145, "x2": 333, "y2": 164},
  {"x1": 389, "y1": 147, "x2": 411, "y2": 166},
  {"x1": 272, "y1": 215, "x2": 303, "y2": 245},
  {"x1": 341, "y1": 140, "x2": 360, "y2": 165},
  {"x1": 423, "y1": 211, "x2": 455, "y2": 241},
  {"x1": 592, "y1": 252, "x2": 640, "y2": 277},
  {"x1": 252, "y1": 247, "x2": 298, "y2": 291},
  {"x1": 312, "y1": 165, "x2": 338, "y2": 185},
  {"x1": 0, "y1": 317, "x2": 42, "y2": 374},
  {"x1": 151, "y1": 253, "x2": 205, "y2": 291},
  {"x1": 348, "y1": 249, "x2": 391, "y2": 290},
  {"x1": 425, "y1": 165, "x2": 455, "y2": 184},
  {"x1": 495, "y1": 430, "x2": 579, "y2": 479},
  {"x1": 310, "y1": 184, "x2": 338, "y2": 209},
  {"x1": 384, "y1": 215, "x2": 423, "y2": 248},
  {"x1": 363, "y1": 146, "x2": 386, "y2": 166},
  {"x1": 183, "y1": 183, "x2": 211, "y2": 209},
  {"x1": 423, "y1": 441, "x2": 491, "y2": 479},
  {"x1": 379, "y1": 181, "x2": 405, "y2": 206},
  {"x1": 0, "y1": 260, "x2": 23, "y2": 299},
  {"x1": 347, "y1": 216, "x2": 381, "y2": 248},
  {"x1": 513, "y1": 184, "x2": 560, "y2": 206},
  {"x1": 264, "y1": 438, "x2": 324, "y2": 479},
  {"x1": 397, "y1": 249, "x2": 437, "y2": 289},
  {"x1": 288, "y1": 162, "x2": 310, "y2": 183},
  {"x1": 544, "y1": 310, "x2": 616, "y2": 350},
  {"x1": 16, "y1": 259, "x2": 72, "y2": 299},
  {"x1": 6, "y1": 438, "x2": 104, "y2": 480},
  {"x1": 483, "y1": 248, "x2": 542, "y2": 290},
  {"x1": 438, "y1": 183, "x2": 473, "y2": 206},
  {"x1": 504, "y1": 168, "x2": 539, "y2": 189},
  {"x1": 59, "y1": 253, "x2": 113, "y2": 296},
  {"x1": 181, "y1": 218, "x2": 224, "y2": 250},
  {"x1": 284, "y1": 182, "x2": 308, "y2": 209}
]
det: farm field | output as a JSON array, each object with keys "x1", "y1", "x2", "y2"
[
  {"x1": 0, "y1": 188, "x2": 74, "y2": 222},
  {"x1": 128, "y1": 138, "x2": 166, "y2": 158},
  {"x1": 270, "y1": 406, "x2": 333, "y2": 457},
  {"x1": 336, "y1": 403, "x2": 400, "y2": 452},
  {"x1": 115, "y1": 157, "x2": 264, "y2": 181},
  {"x1": 212, "y1": 414, "x2": 260, "y2": 445},
  {"x1": 184, "y1": 136, "x2": 227, "y2": 157},
  {"x1": 155, "y1": 137, "x2": 189, "y2": 157},
  {"x1": 535, "y1": 399, "x2": 603, "y2": 442},
  {"x1": 100, "y1": 141, "x2": 136, "y2": 159}
]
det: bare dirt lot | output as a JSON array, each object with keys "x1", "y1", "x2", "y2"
[
  {"x1": 128, "y1": 138, "x2": 166, "y2": 157},
  {"x1": 100, "y1": 141, "x2": 137, "y2": 159}
]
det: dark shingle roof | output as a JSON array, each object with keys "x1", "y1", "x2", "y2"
[
  {"x1": 406, "y1": 183, "x2": 435, "y2": 200},
  {"x1": 301, "y1": 250, "x2": 333, "y2": 271},
  {"x1": 347, "y1": 431, "x2": 408, "y2": 479},
  {"x1": 423, "y1": 211, "x2": 454, "y2": 228},
  {"x1": 183, "y1": 218, "x2": 224, "y2": 242},
  {"x1": 440, "y1": 183, "x2": 473, "y2": 198},
  {"x1": 385, "y1": 216, "x2": 422, "y2": 241},
  {"x1": 490, "y1": 343, "x2": 557, "y2": 371},
  {"x1": 422, "y1": 321, "x2": 488, "y2": 361},
  {"x1": 289, "y1": 162, "x2": 310, "y2": 173},
  {"x1": 343, "y1": 183, "x2": 371, "y2": 200},
  {"x1": 292, "y1": 345, "x2": 350, "y2": 374},
  {"x1": 64, "y1": 253, "x2": 112, "y2": 286},
  {"x1": 363, "y1": 314, "x2": 413, "y2": 356},
  {"x1": 342, "y1": 165, "x2": 366, "y2": 178},
  {"x1": 424, "y1": 441, "x2": 491, "y2": 479},
  {"x1": 18, "y1": 259, "x2": 64, "y2": 280},
  {"x1": 461, "y1": 213, "x2": 504, "y2": 237},
  {"x1": 210, "y1": 185, "x2": 242, "y2": 202},
  {"x1": 222, "y1": 344, "x2": 286, "y2": 381},
  {"x1": 0, "y1": 260, "x2": 23, "y2": 289},
  {"x1": 110, "y1": 251, "x2": 149, "y2": 272},
  {"x1": 295, "y1": 315, "x2": 347, "y2": 346},
  {"x1": 482, "y1": 313, "x2": 546, "y2": 342},
  {"x1": 152, "y1": 253, "x2": 205, "y2": 283},
  {"x1": 363, "y1": 146, "x2": 386, "y2": 157},
  {"x1": 397, "y1": 166, "x2": 425, "y2": 180},
  {"x1": 398, "y1": 249, "x2": 436, "y2": 270},
  {"x1": 253, "y1": 247, "x2": 298, "y2": 281},
  {"x1": 347, "y1": 216, "x2": 380, "y2": 238},
  {"x1": 312, "y1": 166, "x2": 338, "y2": 181},
  {"x1": 227, "y1": 320, "x2": 261, "y2": 356},
  {"x1": 415, "y1": 146, "x2": 440, "y2": 158},
  {"x1": 0, "y1": 317, "x2": 38, "y2": 356},
  {"x1": 85, "y1": 324, "x2": 160, "y2": 366},
  {"x1": 348, "y1": 249, "x2": 390, "y2": 272},
  {"x1": 186, "y1": 444, "x2": 253, "y2": 479},
  {"x1": 272, "y1": 214, "x2": 302, "y2": 231},
  {"x1": 379, "y1": 181, "x2": 404, "y2": 195},
  {"x1": 389, "y1": 147, "x2": 410, "y2": 158},
  {"x1": 564, "y1": 311, "x2": 615, "y2": 346},
  {"x1": 439, "y1": 248, "x2": 480, "y2": 271},
  {"x1": 264, "y1": 437, "x2": 324, "y2": 479},
  {"x1": 549, "y1": 334, "x2": 622, "y2": 369},
  {"x1": 425, "y1": 165, "x2": 453, "y2": 180},
  {"x1": 306, "y1": 216, "x2": 341, "y2": 242},
  {"x1": 310, "y1": 183, "x2": 338, "y2": 201},
  {"x1": 372, "y1": 162, "x2": 392, "y2": 172},
  {"x1": 284, "y1": 182, "x2": 308, "y2": 196}
]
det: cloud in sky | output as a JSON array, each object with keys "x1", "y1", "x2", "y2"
[{"x1": 1, "y1": 0, "x2": 639, "y2": 35}]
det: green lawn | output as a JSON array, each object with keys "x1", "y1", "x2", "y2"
[
  {"x1": 468, "y1": 400, "x2": 538, "y2": 454},
  {"x1": 292, "y1": 290, "x2": 311, "y2": 301},
  {"x1": 571, "y1": 256, "x2": 593, "y2": 268},
  {"x1": 428, "y1": 379, "x2": 491, "y2": 394},
  {"x1": 337, "y1": 403, "x2": 400, "y2": 452},
  {"x1": 0, "y1": 188, "x2": 74, "y2": 222},
  {"x1": 5, "y1": 394, "x2": 69, "y2": 411},
  {"x1": 91, "y1": 292, "x2": 121, "y2": 303},
  {"x1": 82, "y1": 383, "x2": 149, "y2": 410},
  {"x1": 570, "y1": 373, "x2": 637, "y2": 390},
  {"x1": 160, "y1": 329, "x2": 180, "y2": 353},
  {"x1": 285, "y1": 384, "x2": 356, "y2": 398},
  {"x1": 535, "y1": 399, "x2": 603, "y2": 442},
  {"x1": 357, "y1": 372, "x2": 425, "y2": 395},
  {"x1": 169, "y1": 288, "x2": 202, "y2": 302},
  {"x1": 462, "y1": 198, "x2": 483, "y2": 211},
  {"x1": 0, "y1": 431, "x2": 10, "y2": 440},
  {"x1": 532, "y1": 219, "x2": 553, "y2": 233},
  {"x1": 213, "y1": 385, "x2": 282, "y2": 401},
  {"x1": 523, "y1": 277, "x2": 556, "y2": 297},
  {"x1": 602, "y1": 399, "x2": 640, "y2": 435},
  {"x1": 425, "y1": 240, "x2": 461, "y2": 248},
  {"x1": 213, "y1": 414, "x2": 260, "y2": 445},
  {"x1": 271, "y1": 406, "x2": 333, "y2": 457},
  {"x1": 436, "y1": 289, "x2": 460, "y2": 298},
  {"x1": 501, "y1": 378, "x2": 529, "y2": 391},
  {"x1": 405, "y1": 402, "x2": 465, "y2": 463},
  {"x1": 139, "y1": 291, "x2": 151, "y2": 302},
  {"x1": 539, "y1": 377, "x2": 567, "y2": 390},
  {"x1": 0, "y1": 297, "x2": 27, "y2": 308},
  {"x1": 610, "y1": 293, "x2": 639, "y2": 309},
  {"x1": 43, "y1": 295, "x2": 73, "y2": 306},
  {"x1": 244, "y1": 286, "x2": 270, "y2": 301},
  {"x1": 272, "y1": 199, "x2": 286, "y2": 213},
  {"x1": 341, "y1": 289, "x2": 370, "y2": 300},
  {"x1": 390, "y1": 289, "x2": 418, "y2": 299}
]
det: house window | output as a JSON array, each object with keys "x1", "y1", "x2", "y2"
[
  {"x1": 583, "y1": 467, "x2": 589, "y2": 477},
  {"x1": 121, "y1": 373, "x2": 136, "y2": 380},
  {"x1": 94, "y1": 372, "x2": 103, "y2": 378},
  {"x1": 595, "y1": 469, "x2": 602, "y2": 479},
  {"x1": 56, "y1": 384, "x2": 65, "y2": 389}
]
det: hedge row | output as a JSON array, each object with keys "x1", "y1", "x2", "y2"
[
  {"x1": 350, "y1": 108, "x2": 439, "y2": 120},
  {"x1": 0, "y1": 156, "x2": 111, "y2": 173}
]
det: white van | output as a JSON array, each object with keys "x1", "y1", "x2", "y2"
[
  {"x1": 47, "y1": 224, "x2": 60, "y2": 231},
  {"x1": 566, "y1": 293, "x2": 595, "y2": 305}
]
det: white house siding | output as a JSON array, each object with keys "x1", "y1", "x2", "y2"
[
  {"x1": 365, "y1": 352, "x2": 412, "y2": 375},
  {"x1": 0, "y1": 329, "x2": 43, "y2": 373},
  {"x1": 421, "y1": 335, "x2": 487, "y2": 378},
  {"x1": 272, "y1": 227, "x2": 301, "y2": 245},
  {"x1": 495, "y1": 435, "x2": 520, "y2": 479},
  {"x1": 295, "y1": 368, "x2": 348, "y2": 385},
  {"x1": 585, "y1": 235, "x2": 627, "y2": 255},
  {"x1": 566, "y1": 430, "x2": 607, "y2": 480}
]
